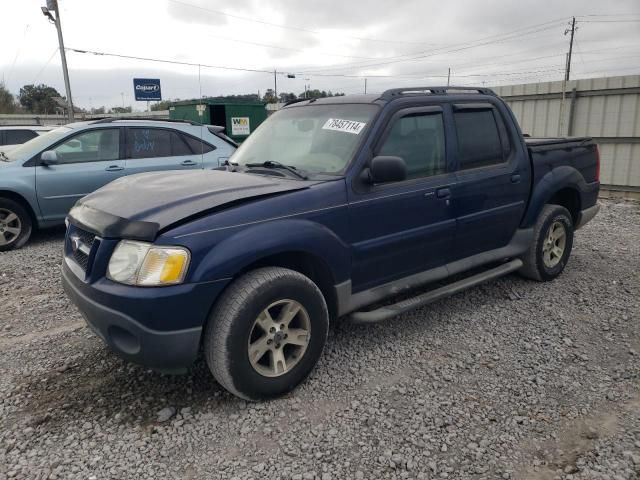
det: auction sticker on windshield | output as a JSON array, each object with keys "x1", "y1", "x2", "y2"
[{"x1": 322, "y1": 118, "x2": 366, "y2": 135}]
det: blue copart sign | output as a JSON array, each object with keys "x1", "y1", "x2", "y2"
[{"x1": 133, "y1": 78, "x2": 162, "y2": 101}]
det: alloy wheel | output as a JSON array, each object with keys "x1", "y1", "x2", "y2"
[
  {"x1": 542, "y1": 221, "x2": 566, "y2": 268},
  {"x1": 0, "y1": 208, "x2": 22, "y2": 247},
  {"x1": 247, "y1": 299, "x2": 311, "y2": 377}
]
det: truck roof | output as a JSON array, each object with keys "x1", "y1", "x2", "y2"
[{"x1": 284, "y1": 86, "x2": 497, "y2": 108}]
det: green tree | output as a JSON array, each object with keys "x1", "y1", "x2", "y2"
[
  {"x1": 150, "y1": 100, "x2": 174, "y2": 111},
  {"x1": 262, "y1": 89, "x2": 277, "y2": 104},
  {"x1": 18, "y1": 84, "x2": 62, "y2": 114},
  {"x1": 0, "y1": 82, "x2": 17, "y2": 113},
  {"x1": 278, "y1": 92, "x2": 297, "y2": 103},
  {"x1": 109, "y1": 106, "x2": 132, "y2": 114},
  {"x1": 298, "y1": 89, "x2": 345, "y2": 100}
]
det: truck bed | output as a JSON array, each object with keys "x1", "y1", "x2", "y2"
[{"x1": 526, "y1": 136, "x2": 599, "y2": 186}]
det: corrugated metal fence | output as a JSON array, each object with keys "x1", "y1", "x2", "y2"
[{"x1": 494, "y1": 75, "x2": 640, "y2": 194}]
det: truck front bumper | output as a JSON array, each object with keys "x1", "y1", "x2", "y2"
[{"x1": 62, "y1": 260, "x2": 228, "y2": 372}]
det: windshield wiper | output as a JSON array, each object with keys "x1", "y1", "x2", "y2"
[{"x1": 244, "y1": 161, "x2": 308, "y2": 180}]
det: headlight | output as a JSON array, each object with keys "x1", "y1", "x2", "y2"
[{"x1": 107, "y1": 240, "x2": 190, "y2": 286}]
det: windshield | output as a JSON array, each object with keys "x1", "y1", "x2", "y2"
[
  {"x1": 1, "y1": 126, "x2": 72, "y2": 162},
  {"x1": 230, "y1": 104, "x2": 378, "y2": 175}
]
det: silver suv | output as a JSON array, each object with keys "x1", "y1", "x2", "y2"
[{"x1": 0, "y1": 118, "x2": 236, "y2": 250}]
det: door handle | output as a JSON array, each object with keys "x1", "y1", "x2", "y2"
[
  {"x1": 105, "y1": 165, "x2": 124, "y2": 172},
  {"x1": 181, "y1": 159, "x2": 197, "y2": 166},
  {"x1": 511, "y1": 174, "x2": 521, "y2": 183},
  {"x1": 436, "y1": 187, "x2": 451, "y2": 199}
]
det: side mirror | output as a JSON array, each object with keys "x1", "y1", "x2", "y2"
[
  {"x1": 362, "y1": 155, "x2": 407, "y2": 184},
  {"x1": 40, "y1": 150, "x2": 59, "y2": 166}
]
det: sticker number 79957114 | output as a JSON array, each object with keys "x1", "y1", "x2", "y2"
[{"x1": 322, "y1": 118, "x2": 367, "y2": 135}]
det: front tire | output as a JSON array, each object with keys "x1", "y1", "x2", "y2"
[
  {"x1": 519, "y1": 204, "x2": 574, "y2": 281},
  {"x1": 204, "y1": 267, "x2": 329, "y2": 401},
  {"x1": 0, "y1": 198, "x2": 32, "y2": 252}
]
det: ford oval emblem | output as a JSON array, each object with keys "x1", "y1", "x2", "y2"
[{"x1": 70, "y1": 235, "x2": 82, "y2": 253}]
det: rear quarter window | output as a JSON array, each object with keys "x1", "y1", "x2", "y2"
[{"x1": 181, "y1": 133, "x2": 215, "y2": 154}]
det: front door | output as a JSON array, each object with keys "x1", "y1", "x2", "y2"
[
  {"x1": 348, "y1": 106, "x2": 456, "y2": 292},
  {"x1": 448, "y1": 104, "x2": 530, "y2": 260},
  {"x1": 36, "y1": 128, "x2": 125, "y2": 223}
]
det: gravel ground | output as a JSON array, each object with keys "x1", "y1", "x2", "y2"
[{"x1": 0, "y1": 200, "x2": 638, "y2": 480}]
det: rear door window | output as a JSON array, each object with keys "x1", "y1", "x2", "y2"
[
  {"x1": 126, "y1": 128, "x2": 213, "y2": 158},
  {"x1": 5, "y1": 129, "x2": 38, "y2": 145},
  {"x1": 454, "y1": 109, "x2": 505, "y2": 170},
  {"x1": 127, "y1": 128, "x2": 172, "y2": 159}
]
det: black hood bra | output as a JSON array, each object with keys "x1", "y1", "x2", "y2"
[{"x1": 68, "y1": 170, "x2": 309, "y2": 241}]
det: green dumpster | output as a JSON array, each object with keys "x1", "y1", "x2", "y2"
[{"x1": 169, "y1": 100, "x2": 267, "y2": 143}]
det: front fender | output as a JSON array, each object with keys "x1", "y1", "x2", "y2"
[
  {"x1": 190, "y1": 218, "x2": 351, "y2": 284},
  {"x1": 521, "y1": 165, "x2": 586, "y2": 228}
]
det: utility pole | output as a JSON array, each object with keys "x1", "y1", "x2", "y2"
[
  {"x1": 41, "y1": 0, "x2": 74, "y2": 121},
  {"x1": 273, "y1": 69, "x2": 278, "y2": 103},
  {"x1": 447, "y1": 68, "x2": 451, "y2": 87},
  {"x1": 364, "y1": 78, "x2": 367, "y2": 94},
  {"x1": 564, "y1": 17, "x2": 576, "y2": 82}
]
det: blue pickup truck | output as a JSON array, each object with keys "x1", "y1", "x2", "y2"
[{"x1": 62, "y1": 87, "x2": 600, "y2": 400}]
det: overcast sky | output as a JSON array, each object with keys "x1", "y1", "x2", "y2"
[{"x1": 1, "y1": 0, "x2": 639, "y2": 111}]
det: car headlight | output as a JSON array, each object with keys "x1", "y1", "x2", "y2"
[{"x1": 107, "y1": 240, "x2": 190, "y2": 286}]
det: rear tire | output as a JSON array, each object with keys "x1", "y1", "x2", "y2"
[
  {"x1": 519, "y1": 204, "x2": 574, "y2": 281},
  {"x1": 204, "y1": 267, "x2": 329, "y2": 401},
  {"x1": 0, "y1": 198, "x2": 32, "y2": 252}
]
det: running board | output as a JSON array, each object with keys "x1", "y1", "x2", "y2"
[{"x1": 348, "y1": 259, "x2": 523, "y2": 324}]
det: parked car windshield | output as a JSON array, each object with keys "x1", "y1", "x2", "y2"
[
  {"x1": 230, "y1": 104, "x2": 378, "y2": 175},
  {"x1": 1, "y1": 126, "x2": 72, "y2": 162}
]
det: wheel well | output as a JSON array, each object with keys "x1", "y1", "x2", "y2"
[
  {"x1": 548, "y1": 188, "x2": 581, "y2": 224},
  {"x1": 0, "y1": 190, "x2": 38, "y2": 227},
  {"x1": 239, "y1": 252, "x2": 339, "y2": 320}
]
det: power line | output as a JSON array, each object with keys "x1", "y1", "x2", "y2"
[
  {"x1": 577, "y1": 13, "x2": 640, "y2": 17},
  {"x1": 578, "y1": 19, "x2": 640, "y2": 23},
  {"x1": 65, "y1": 46, "x2": 570, "y2": 81},
  {"x1": 66, "y1": 47, "x2": 275, "y2": 74}
]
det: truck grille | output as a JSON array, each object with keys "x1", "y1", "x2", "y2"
[{"x1": 66, "y1": 225, "x2": 98, "y2": 275}]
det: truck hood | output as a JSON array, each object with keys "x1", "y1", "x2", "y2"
[{"x1": 68, "y1": 170, "x2": 310, "y2": 241}]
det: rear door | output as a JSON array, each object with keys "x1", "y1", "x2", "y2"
[
  {"x1": 449, "y1": 103, "x2": 530, "y2": 260},
  {"x1": 348, "y1": 106, "x2": 456, "y2": 291},
  {"x1": 124, "y1": 127, "x2": 205, "y2": 173},
  {"x1": 35, "y1": 128, "x2": 125, "y2": 222}
]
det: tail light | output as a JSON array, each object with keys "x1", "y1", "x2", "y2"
[{"x1": 595, "y1": 145, "x2": 600, "y2": 182}]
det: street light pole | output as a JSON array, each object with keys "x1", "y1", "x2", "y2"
[{"x1": 43, "y1": 0, "x2": 74, "y2": 121}]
